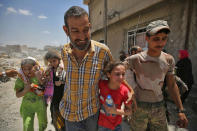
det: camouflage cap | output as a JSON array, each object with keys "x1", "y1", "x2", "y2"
[{"x1": 146, "y1": 20, "x2": 170, "y2": 36}]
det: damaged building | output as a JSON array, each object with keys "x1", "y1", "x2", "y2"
[{"x1": 84, "y1": 0, "x2": 197, "y2": 84}]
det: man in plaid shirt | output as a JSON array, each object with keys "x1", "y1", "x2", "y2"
[{"x1": 59, "y1": 6, "x2": 113, "y2": 131}]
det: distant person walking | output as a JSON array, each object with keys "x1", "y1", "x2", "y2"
[
  {"x1": 130, "y1": 45, "x2": 142, "y2": 55},
  {"x1": 44, "y1": 50, "x2": 65, "y2": 131},
  {"x1": 176, "y1": 50, "x2": 194, "y2": 104},
  {"x1": 119, "y1": 50, "x2": 128, "y2": 62}
]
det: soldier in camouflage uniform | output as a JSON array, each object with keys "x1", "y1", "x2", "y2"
[{"x1": 124, "y1": 20, "x2": 188, "y2": 131}]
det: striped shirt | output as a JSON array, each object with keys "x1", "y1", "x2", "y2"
[{"x1": 59, "y1": 40, "x2": 113, "y2": 121}]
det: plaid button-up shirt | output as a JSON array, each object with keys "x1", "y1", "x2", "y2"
[{"x1": 59, "y1": 40, "x2": 113, "y2": 121}]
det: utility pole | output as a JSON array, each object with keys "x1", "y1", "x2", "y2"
[
  {"x1": 184, "y1": 0, "x2": 193, "y2": 50},
  {"x1": 134, "y1": 15, "x2": 141, "y2": 46},
  {"x1": 104, "y1": 0, "x2": 108, "y2": 45}
]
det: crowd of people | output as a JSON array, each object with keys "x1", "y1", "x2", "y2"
[{"x1": 0, "y1": 5, "x2": 194, "y2": 131}]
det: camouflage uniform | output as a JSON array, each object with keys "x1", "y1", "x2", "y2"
[
  {"x1": 124, "y1": 49, "x2": 174, "y2": 131},
  {"x1": 129, "y1": 101, "x2": 168, "y2": 131},
  {"x1": 124, "y1": 20, "x2": 173, "y2": 131}
]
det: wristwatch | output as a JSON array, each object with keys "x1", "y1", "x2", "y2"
[
  {"x1": 2, "y1": 71, "x2": 6, "y2": 77},
  {"x1": 177, "y1": 108, "x2": 186, "y2": 113}
]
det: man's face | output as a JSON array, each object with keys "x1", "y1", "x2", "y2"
[
  {"x1": 63, "y1": 15, "x2": 91, "y2": 51},
  {"x1": 146, "y1": 32, "x2": 168, "y2": 53}
]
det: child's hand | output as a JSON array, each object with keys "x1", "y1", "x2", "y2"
[
  {"x1": 32, "y1": 65, "x2": 43, "y2": 83},
  {"x1": 44, "y1": 67, "x2": 51, "y2": 76},
  {"x1": 24, "y1": 83, "x2": 31, "y2": 93},
  {"x1": 124, "y1": 109, "x2": 132, "y2": 116},
  {"x1": 33, "y1": 65, "x2": 40, "y2": 72},
  {"x1": 124, "y1": 104, "x2": 133, "y2": 116},
  {"x1": 35, "y1": 70, "x2": 42, "y2": 79},
  {"x1": 55, "y1": 81, "x2": 62, "y2": 86},
  {"x1": 42, "y1": 70, "x2": 51, "y2": 84},
  {"x1": 125, "y1": 92, "x2": 133, "y2": 104},
  {"x1": 103, "y1": 104, "x2": 117, "y2": 115}
]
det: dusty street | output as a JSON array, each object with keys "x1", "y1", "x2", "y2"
[
  {"x1": 0, "y1": 79, "x2": 197, "y2": 131},
  {"x1": 0, "y1": 79, "x2": 55, "y2": 131},
  {"x1": 0, "y1": 79, "x2": 22, "y2": 131},
  {"x1": 0, "y1": 78, "x2": 197, "y2": 131}
]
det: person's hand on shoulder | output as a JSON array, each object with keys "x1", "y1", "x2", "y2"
[
  {"x1": 5, "y1": 69, "x2": 18, "y2": 77},
  {"x1": 55, "y1": 81, "x2": 62, "y2": 86},
  {"x1": 103, "y1": 103, "x2": 117, "y2": 115}
]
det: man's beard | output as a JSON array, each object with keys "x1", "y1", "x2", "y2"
[{"x1": 70, "y1": 38, "x2": 91, "y2": 51}]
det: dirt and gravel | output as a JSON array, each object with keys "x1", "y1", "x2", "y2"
[
  {"x1": 0, "y1": 55, "x2": 55, "y2": 131},
  {"x1": 0, "y1": 79, "x2": 55, "y2": 131},
  {"x1": 0, "y1": 79, "x2": 23, "y2": 131}
]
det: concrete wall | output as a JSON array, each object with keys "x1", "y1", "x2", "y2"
[
  {"x1": 165, "y1": 0, "x2": 187, "y2": 59},
  {"x1": 188, "y1": 0, "x2": 197, "y2": 85},
  {"x1": 89, "y1": 0, "x2": 163, "y2": 33},
  {"x1": 107, "y1": 0, "x2": 163, "y2": 26},
  {"x1": 165, "y1": 0, "x2": 197, "y2": 84},
  {"x1": 88, "y1": 0, "x2": 104, "y2": 33}
]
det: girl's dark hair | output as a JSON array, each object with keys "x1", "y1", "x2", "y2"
[
  {"x1": 104, "y1": 61, "x2": 125, "y2": 76},
  {"x1": 44, "y1": 49, "x2": 61, "y2": 65}
]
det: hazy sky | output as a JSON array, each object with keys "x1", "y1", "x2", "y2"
[{"x1": 0, "y1": 0, "x2": 88, "y2": 49}]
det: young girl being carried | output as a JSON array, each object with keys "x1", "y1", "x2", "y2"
[
  {"x1": 14, "y1": 57, "x2": 47, "y2": 131},
  {"x1": 44, "y1": 50, "x2": 66, "y2": 131},
  {"x1": 98, "y1": 61, "x2": 133, "y2": 131}
]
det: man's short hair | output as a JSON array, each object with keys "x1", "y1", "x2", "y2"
[
  {"x1": 146, "y1": 20, "x2": 170, "y2": 37},
  {"x1": 130, "y1": 46, "x2": 139, "y2": 53},
  {"x1": 129, "y1": 45, "x2": 142, "y2": 55},
  {"x1": 64, "y1": 6, "x2": 88, "y2": 27}
]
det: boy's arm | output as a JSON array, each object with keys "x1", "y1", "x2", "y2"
[
  {"x1": 124, "y1": 104, "x2": 132, "y2": 116},
  {"x1": 123, "y1": 80, "x2": 134, "y2": 96},
  {"x1": 122, "y1": 80, "x2": 135, "y2": 104},
  {"x1": 16, "y1": 83, "x2": 31, "y2": 98},
  {"x1": 122, "y1": 80, "x2": 138, "y2": 112},
  {"x1": 166, "y1": 74, "x2": 188, "y2": 128}
]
